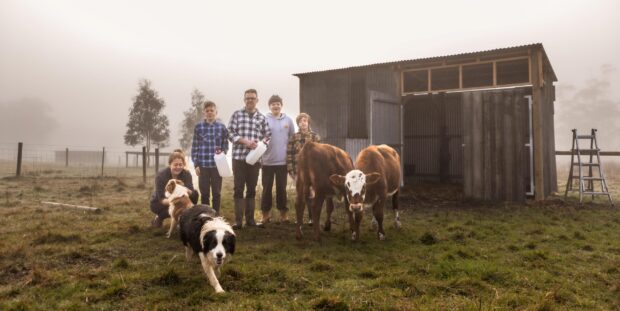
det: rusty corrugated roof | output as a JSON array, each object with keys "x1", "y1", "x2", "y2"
[{"x1": 293, "y1": 43, "x2": 556, "y2": 81}]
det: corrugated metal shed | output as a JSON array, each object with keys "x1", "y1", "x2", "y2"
[{"x1": 294, "y1": 44, "x2": 557, "y2": 202}]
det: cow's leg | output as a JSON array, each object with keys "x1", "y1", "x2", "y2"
[
  {"x1": 312, "y1": 193, "x2": 325, "y2": 242},
  {"x1": 347, "y1": 209, "x2": 355, "y2": 240},
  {"x1": 393, "y1": 191, "x2": 401, "y2": 229},
  {"x1": 295, "y1": 184, "x2": 305, "y2": 240},
  {"x1": 373, "y1": 199, "x2": 386, "y2": 240},
  {"x1": 324, "y1": 198, "x2": 334, "y2": 232},
  {"x1": 352, "y1": 211, "x2": 363, "y2": 241}
]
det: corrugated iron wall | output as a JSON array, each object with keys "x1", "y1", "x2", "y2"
[
  {"x1": 403, "y1": 93, "x2": 463, "y2": 181},
  {"x1": 300, "y1": 67, "x2": 400, "y2": 158}
]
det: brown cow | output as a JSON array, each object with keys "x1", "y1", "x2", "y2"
[
  {"x1": 329, "y1": 145, "x2": 401, "y2": 241},
  {"x1": 295, "y1": 142, "x2": 354, "y2": 241}
]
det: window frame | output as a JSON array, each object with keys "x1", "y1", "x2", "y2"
[{"x1": 401, "y1": 56, "x2": 531, "y2": 96}]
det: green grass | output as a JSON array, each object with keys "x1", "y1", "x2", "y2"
[{"x1": 0, "y1": 169, "x2": 619, "y2": 310}]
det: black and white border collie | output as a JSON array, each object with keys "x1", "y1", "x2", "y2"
[{"x1": 179, "y1": 205, "x2": 236, "y2": 293}]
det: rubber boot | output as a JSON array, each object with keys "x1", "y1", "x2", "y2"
[
  {"x1": 245, "y1": 198, "x2": 257, "y2": 226},
  {"x1": 233, "y1": 198, "x2": 244, "y2": 229}
]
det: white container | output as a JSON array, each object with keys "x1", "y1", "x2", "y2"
[
  {"x1": 214, "y1": 152, "x2": 232, "y2": 177},
  {"x1": 245, "y1": 141, "x2": 267, "y2": 165}
]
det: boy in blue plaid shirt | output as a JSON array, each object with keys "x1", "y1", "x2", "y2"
[
  {"x1": 191, "y1": 101, "x2": 229, "y2": 214},
  {"x1": 227, "y1": 89, "x2": 271, "y2": 229}
]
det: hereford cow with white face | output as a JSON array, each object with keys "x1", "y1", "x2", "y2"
[{"x1": 330, "y1": 145, "x2": 401, "y2": 241}]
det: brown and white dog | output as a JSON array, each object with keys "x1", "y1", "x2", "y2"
[
  {"x1": 179, "y1": 205, "x2": 236, "y2": 293},
  {"x1": 164, "y1": 179, "x2": 194, "y2": 238}
]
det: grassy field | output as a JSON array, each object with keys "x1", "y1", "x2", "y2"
[{"x1": 0, "y1": 165, "x2": 619, "y2": 310}]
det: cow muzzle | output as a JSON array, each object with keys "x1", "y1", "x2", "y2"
[{"x1": 349, "y1": 203, "x2": 363, "y2": 212}]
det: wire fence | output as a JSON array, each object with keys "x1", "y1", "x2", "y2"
[
  {"x1": 2, "y1": 141, "x2": 618, "y2": 182},
  {"x1": 0, "y1": 142, "x2": 172, "y2": 180}
]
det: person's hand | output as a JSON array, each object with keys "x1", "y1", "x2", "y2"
[
  {"x1": 247, "y1": 140, "x2": 258, "y2": 150},
  {"x1": 195, "y1": 167, "x2": 201, "y2": 176},
  {"x1": 215, "y1": 147, "x2": 222, "y2": 154},
  {"x1": 162, "y1": 198, "x2": 169, "y2": 206}
]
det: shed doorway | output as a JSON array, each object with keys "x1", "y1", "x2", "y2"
[
  {"x1": 403, "y1": 92, "x2": 464, "y2": 182},
  {"x1": 403, "y1": 88, "x2": 534, "y2": 201}
]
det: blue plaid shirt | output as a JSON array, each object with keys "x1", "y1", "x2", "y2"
[
  {"x1": 191, "y1": 119, "x2": 229, "y2": 168},
  {"x1": 227, "y1": 108, "x2": 271, "y2": 160}
]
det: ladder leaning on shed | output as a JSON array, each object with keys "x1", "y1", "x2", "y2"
[{"x1": 564, "y1": 129, "x2": 614, "y2": 205}]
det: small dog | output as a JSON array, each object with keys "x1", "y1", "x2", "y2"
[
  {"x1": 164, "y1": 179, "x2": 193, "y2": 238},
  {"x1": 179, "y1": 205, "x2": 236, "y2": 293}
]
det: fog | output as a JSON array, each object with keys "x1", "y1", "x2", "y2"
[
  {"x1": 555, "y1": 64, "x2": 620, "y2": 151},
  {"x1": 1, "y1": 0, "x2": 619, "y2": 152}
]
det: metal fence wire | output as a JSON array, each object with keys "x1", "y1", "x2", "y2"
[{"x1": 0, "y1": 142, "x2": 171, "y2": 179}]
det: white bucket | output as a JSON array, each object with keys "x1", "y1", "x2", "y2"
[
  {"x1": 245, "y1": 141, "x2": 267, "y2": 165},
  {"x1": 214, "y1": 153, "x2": 233, "y2": 177}
]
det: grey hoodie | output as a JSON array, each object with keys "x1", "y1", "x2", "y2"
[{"x1": 262, "y1": 112, "x2": 295, "y2": 166}]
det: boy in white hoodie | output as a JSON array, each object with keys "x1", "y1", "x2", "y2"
[{"x1": 260, "y1": 95, "x2": 295, "y2": 224}]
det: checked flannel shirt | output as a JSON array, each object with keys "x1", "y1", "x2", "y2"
[
  {"x1": 227, "y1": 108, "x2": 271, "y2": 160},
  {"x1": 286, "y1": 130, "x2": 321, "y2": 177},
  {"x1": 191, "y1": 119, "x2": 229, "y2": 168}
]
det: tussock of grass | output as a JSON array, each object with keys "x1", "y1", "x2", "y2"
[
  {"x1": 153, "y1": 269, "x2": 181, "y2": 286},
  {"x1": 313, "y1": 297, "x2": 349, "y2": 311},
  {"x1": 358, "y1": 270, "x2": 377, "y2": 279},
  {"x1": 420, "y1": 232, "x2": 438, "y2": 245},
  {"x1": 32, "y1": 232, "x2": 81, "y2": 245},
  {"x1": 309, "y1": 261, "x2": 334, "y2": 272},
  {"x1": 113, "y1": 258, "x2": 129, "y2": 269}
]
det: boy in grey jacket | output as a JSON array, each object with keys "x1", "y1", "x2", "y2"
[{"x1": 261, "y1": 95, "x2": 295, "y2": 224}]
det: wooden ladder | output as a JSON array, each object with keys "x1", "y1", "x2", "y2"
[{"x1": 564, "y1": 129, "x2": 613, "y2": 205}]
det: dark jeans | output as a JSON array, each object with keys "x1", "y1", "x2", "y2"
[
  {"x1": 198, "y1": 167, "x2": 223, "y2": 213},
  {"x1": 261, "y1": 165, "x2": 288, "y2": 212},
  {"x1": 150, "y1": 191, "x2": 198, "y2": 219},
  {"x1": 232, "y1": 159, "x2": 261, "y2": 199}
]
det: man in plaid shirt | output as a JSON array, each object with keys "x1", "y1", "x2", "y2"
[
  {"x1": 191, "y1": 101, "x2": 229, "y2": 215},
  {"x1": 227, "y1": 89, "x2": 271, "y2": 229}
]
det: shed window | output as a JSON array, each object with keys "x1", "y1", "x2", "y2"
[
  {"x1": 431, "y1": 67, "x2": 459, "y2": 90},
  {"x1": 496, "y1": 59, "x2": 529, "y2": 85},
  {"x1": 462, "y1": 63, "x2": 493, "y2": 88},
  {"x1": 403, "y1": 70, "x2": 428, "y2": 93}
]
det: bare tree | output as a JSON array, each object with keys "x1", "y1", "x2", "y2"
[
  {"x1": 179, "y1": 88, "x2": 206, "y2": 151},
  {"x1": 124, "y1": 79, "x2": 170, "y2": 164}
]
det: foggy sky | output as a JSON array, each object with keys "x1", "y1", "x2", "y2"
[{"x1": 1, "y1": 0, "x2": 619, "y2": 151}]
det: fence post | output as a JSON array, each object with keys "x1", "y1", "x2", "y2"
[
  {"x1": 16, "y1": 142, "x2": 23, "y2": 177},
  {"x1": 101, "y1": 147, "x2": 105, "y2": 177},
  {"x1": 142, "y1": 146, "x2": 147, "y2": 184},
  {"x1": 65, "y1": 148, "x2": 69, "y2": 167},
  {"x1": 125, "y1": 152, "x2": 128, "y2": 168},
  {"x1": 155, "y1": 148, "x2": 159, "y2": 175}
]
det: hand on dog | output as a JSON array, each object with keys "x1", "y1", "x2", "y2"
[{"x1": 195, "y1": 167, "x2": 201, "y2": 176}]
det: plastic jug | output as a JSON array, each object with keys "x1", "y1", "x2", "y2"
[
  {"x1": 245, "y1": 141, "x2": 267, "y2": 165},
  {"x1": 214, "y1": 152, "x2": 232, "y2": 177}
]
